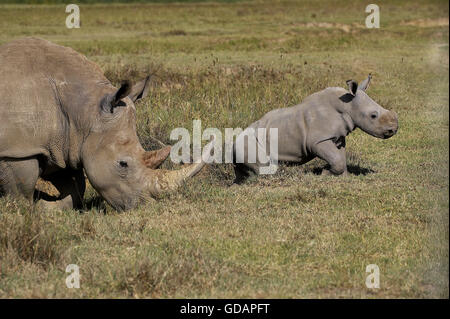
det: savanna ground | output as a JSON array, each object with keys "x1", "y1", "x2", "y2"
[{"x1": 0, "y1": 0, "x2": 448, "y2": 298}]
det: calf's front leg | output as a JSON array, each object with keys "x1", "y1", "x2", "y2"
[{"x1": 312, "y1": 139, "x2": 348, "y2": 176}]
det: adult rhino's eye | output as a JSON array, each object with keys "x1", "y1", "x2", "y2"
[
  {"x1": 370, "y1": 112, "x2": 378, "y2": 119},
  {"x1": 119, "y1": 160, "x2": 128, "y2": 168}
]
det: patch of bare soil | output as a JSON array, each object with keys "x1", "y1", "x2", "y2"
[
  {"x1": 292, "y1": 22, "x2": 358, "y2": 33},
  {"x1": 35, "y1": 179, "x2": 59, "y2": 197},
  {"x1": 401, "y1": 18, "x2": 449, "y2": 27}
]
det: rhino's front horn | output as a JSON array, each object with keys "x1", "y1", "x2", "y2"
[{"x1": 145, "y1": 137, "x2": 216, "y2": 196}]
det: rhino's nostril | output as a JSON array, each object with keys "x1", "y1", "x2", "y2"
[{"x1": 383, "y1": 128, "x2": 397, "y2": 139}]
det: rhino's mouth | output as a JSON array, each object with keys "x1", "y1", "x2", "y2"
[{"x1": 101, "y1": 191, "x2": 139, "y2": 212}]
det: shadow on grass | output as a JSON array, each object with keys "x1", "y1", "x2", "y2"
[
  {"x1": 281, "y1": 160, "x2": 376, "y2": 176},
  {"x1": 83, "y1": 196, "x2": 107, "y2": 213},
  {"x1": 33, "y1": 191, "x2": 57, "y2": 202},
  {"x1": 310, "y1": 164, "x2": 376, "y2": 176},
  {"x1": 33, "y1": 191, "x2": 107, "y2": 214}
]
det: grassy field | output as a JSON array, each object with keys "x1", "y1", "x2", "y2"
[{"x1": 0, "y1": 0, "x2": 448, "y2": 298}]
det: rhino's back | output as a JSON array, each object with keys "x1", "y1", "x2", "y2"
[
  {"x1": 0, "y1": 37, "x2": 106, "y2": 83},
  {"x1": 0, "y1": 38, "x2": 107, "y2": 163},
  {"x1": 249, "y1": 87, "x2": 348, "y2": 161},
  {"x1": 247, "y1": 105, "x2": 307, "y2": 161}
]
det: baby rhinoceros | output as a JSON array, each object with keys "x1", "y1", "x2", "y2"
[{"x1": 233, "y1": 75, "x2": 398, "y2": 183}]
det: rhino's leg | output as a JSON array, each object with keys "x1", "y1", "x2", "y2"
[
  {"x1": 0, "y1": 157, "x2": 40, "y2": 201},
  {"x1": 36, "y1": 169, "x2": 86, "y2": 210},
  {"x1": 232, "y1": 130, "x2": 261, "y2": 184},
  {"x1": 233, "y1": 163, "x2": 258, "y2": 184},
  {"x1": 312, "y1": 139, "x2": 348, "y2": 176},
  {"x1": 232, "y1": 147, "x2": 259, "y2": 184}
]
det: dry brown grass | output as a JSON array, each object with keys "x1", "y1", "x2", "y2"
[{"x1": 0, "y1": 0, "x2": 448, "y2": 298}]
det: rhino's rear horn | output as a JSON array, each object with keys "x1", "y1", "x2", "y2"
[{"x1": 143, "y1": 146, "x2": 171, "y2": 169}]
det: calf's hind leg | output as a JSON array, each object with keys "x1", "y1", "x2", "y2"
[
  {"x1": 233, "y1": 163, "x2": 258, "y2": 184},
  {"x1": 232, "y1": 130, "x2": 261, "y2": 184},
  {"x1": 0, "y1": 157, "x2": 40, "y2": 202},
  {"x1": 36, "y1": 169, "x2": 86, "y2": 211}
]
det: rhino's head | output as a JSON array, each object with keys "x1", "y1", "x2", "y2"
[
  {"x1": 346, "y1": 74, "x2": 398, "y2": 139},
  {"x1": 81, "y1": 77, "x2": 213, "y2": 211}
]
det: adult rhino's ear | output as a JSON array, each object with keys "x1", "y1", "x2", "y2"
[
  {"x1": 358, "y1": 73, "x2": 372, "y2": 91},
  {"x1": 346, "y1": 79, "x2": 358, "y2": 96},
  {"x1": 103, "y1": 80, "x2": 132, "y2": 113},
  {"x1": 128, "y1": 76, "x2": 151, "y2": 103}
]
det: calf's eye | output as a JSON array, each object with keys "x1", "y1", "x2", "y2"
[{"x1": 370, "y1": 113, "x2": 378, "y2": 119}]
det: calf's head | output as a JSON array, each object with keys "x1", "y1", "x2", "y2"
[
  {"x1": 81, "y1": 77, "x2": 212, "y2": 211},
  {"x1": 346, "y1": 75, "x2": 398, "y2": 139}
]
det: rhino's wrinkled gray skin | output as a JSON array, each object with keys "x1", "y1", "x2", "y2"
[
  {"x1": 0, "y1": 38, "x2": 214, "y2": 211},
  {"x1": 233, "y1": 74, "x2": 398, "y2": 183}
]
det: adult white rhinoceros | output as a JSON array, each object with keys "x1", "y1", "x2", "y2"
[{"x1": 0, "y1": 37, "x2": 214, "y2": 211}]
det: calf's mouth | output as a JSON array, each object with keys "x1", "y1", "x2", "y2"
[{"x1": 383, "y1": 127, "x2": 398, "y2": 139}]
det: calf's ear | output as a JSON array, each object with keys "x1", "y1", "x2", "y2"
[
  {"x1": 358, "y1": 73, "x2": 372, "y2": 91},
  {"x1": 346, "y1": 79, "x2": 358, "y2": 96},
  {"x1": 128, "y1": 75, "x2": 151, "y2": 102}
]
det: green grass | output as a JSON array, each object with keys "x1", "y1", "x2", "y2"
[{"x1": 0, "y1": 0, "x2": 448, "y2": 298}]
